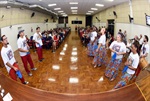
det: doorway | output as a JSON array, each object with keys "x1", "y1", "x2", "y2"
[{"x1": 107, "y1": 19, "x2": 115, "y2": 36}]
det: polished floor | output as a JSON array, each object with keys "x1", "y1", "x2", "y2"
[{"x1": 0, "y1": 31, "x2": 149, "y2": 94}]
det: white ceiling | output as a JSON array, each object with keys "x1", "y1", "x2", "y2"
[{"x1": 14, "y1": 0, "x2": 128, "y2": 16}]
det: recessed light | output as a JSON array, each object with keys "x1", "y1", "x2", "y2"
[
  {"x1": 71, "y1": 7, "x2": 78, "y2": 9},
  {"x1": 48, "y1": 4, "x2": 56, "y2": 7},
  {"x1": 72, "y1": 13, "x2": 77, "y2": 14},
  {"x1": 63, "y1": 15, "x2": 68, "y2": 17},
  {"x1": 86, "y1": 13, "x2": 91, "y2": 15},
  {"x1": 61, "y1": 13, "x2": 66, "y2": 15},
  {"x1": 39, "y1": 0, "x2": 42, "y2": 1},
  {"x1": 72, "y1": 10, "x2": 77, "y2": 12},
  {"x1": 88, "y1": 11, "x2": 94, "y2": 13},
  {"x1": 69, "y1": 2, "x2": 78, "y2": 4},
  {"x1": 91, "y1": 8, "x2": 98, "y2": 10},
  {"x1": 95, "y1": 4, "x2": 104, "y2": 7},
  {"x1": 58, "y1": 11, "x2": 64, "y2": 13},
  {"x1": 54, "y1": 8, "x2": 61, "y2": 10}
]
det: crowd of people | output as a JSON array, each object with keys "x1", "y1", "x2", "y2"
[
  {"x1": 78, "y1": 26, "x2": 149, "y2": 89},
  {"x1": 1, "y1": 27, "x2": 70, "y2": 84}
]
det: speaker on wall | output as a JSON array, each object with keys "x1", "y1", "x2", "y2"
[
  {"x1": 113, "y1": 11, "x2": 117, "y2": 18},
  {"x1": 96, "y1": 17, "x2": 100, "y2": 22},
  {"x1": 128, "y1": 15, "x2": 134, "y2": 23},
  {"x1": 45, "y1": 19, "x2": 48, "y2": 23},
  {"x1": 31, "y1": 12, "x2": 35, "y2": 18}
]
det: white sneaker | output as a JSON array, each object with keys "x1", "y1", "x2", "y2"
[
  {"x1": 28, "y1": 72, "x2": 32, "y2": 76},
  {"x1": 23, "y1": 81, "x2": 29, "y2": 85},
  {"x1": 31, "y1": 68, "x2": 37, "y2": 71}
]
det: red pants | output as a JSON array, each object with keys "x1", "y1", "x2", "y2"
[
  {"x1": 37, "y1": 47, "x2": 43, "y2": 60},
  {"x1": 21, "y1": 54, "x2": 34, "y2": 74},
  {"x1": 9, "y1": 63, "x2": 25, "y2": 84}
]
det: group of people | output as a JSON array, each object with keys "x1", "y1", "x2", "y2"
[
  {"x1": 0, "y1": 27, "x2": 70, "y2": 85},
  {"x1": 81, "y1": 26, "x2": 149, "y2": 89}
]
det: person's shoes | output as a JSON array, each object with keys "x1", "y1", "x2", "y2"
[
  {"x1": 39, "y1": 60, "x2": 42, "y2": 62},
  {"x1": 42, "y1": 58, "x2": 44, "y2": 60},
  {"x1": 94, "y1": 65, "x2": 97, "y2": 68},
  {"x1": 52, "y1": 50, "x2": 55, "y2": 53},
  {"x1": 98, "y1": 64, "x2": 101, "y2": 67},
  {"x1": 28, "y1": 72, "x2": 32, "y2": 76},
  {"x1": 23, "y1": 81, "x2": 29, "y2": 85},
  {"x1": 31, "y1": 68, "x2": 37, "y2": 71}
]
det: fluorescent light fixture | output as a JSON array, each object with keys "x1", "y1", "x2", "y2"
[
  {"x1": 72, "y1": 13, "x2": 77, "y2": 14},
  {"x1": 71, "y1": 7, "x2": 78, "y2": 9},
  {"x1": 91, "y1": 8, "x2": 98, "y2": 10},
  {"x1": 54, "y1": 8, "x2": 61, "y2": 10},
  {"x1": 0, "y1": 1, "x2": 8, "y2": 4},
  {"x1": 72, "y1": 10, "x2": 77, "y2": 12},
  {"x1": 95, "y1": 4, "x2": 104, "y2": 7},
  {"x1": 58, "y1": 11, "x2": 64, "y2": 13},
  {"x1": 39, "y1": 0, "x2": 42, "y2": 1},
  {"x1": 69, "y1": 2, "x2": 78, "y2": 4},
  {"x1": 48, "y1": 4, "x2": 56, "y2": 7},
  {"x1": 88, "y1": 11, "x2": 94, "y2": 13},
  {"x1": 63, "y1": 15, "x2": 68, "y2": 17},
  {"x1": 61, "y1": 13, "x2": 66, "y2": 15},
  {"x1": 86, "y1": 13, "x2": 91, "y2": 15},
  {"x1": 107, "y1": 0, "x2": 114, "y2": 1}
]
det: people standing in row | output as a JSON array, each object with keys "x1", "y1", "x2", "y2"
[
  {"x1": 33, "y1": 27, "x2": 44, "y2": 62},
  {"x1": 93, "y1": 28, "x2": 106, "y2": 67},
  {"x1": 105, "y1": 33, "x2": 126, "y2": 81},
  {"x1": 1, "y1": 35, "x2": 28, "y2": 84},
  {"x1": 17, "y1": 30, "x2": 37, "y2": 76}
]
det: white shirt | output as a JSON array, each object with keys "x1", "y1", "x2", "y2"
[
  {"x1": 109, "y1": 41, "x2": 126, "y2": 59},
  {"x1": 139, "y1": 38, "x2": 143, "y2": 45},
  {"x1": 17, "y1": 36, "x2": 28, "y2": 56},
  {"x1": 33, "y1": 32, "x2": 43, "y2": 47},
  {"x1": 98, "y1": 34, "x2": 106, "y2": 45},
  {"x1": 90, "y1": 31, "x2": 97, "y2": 42},
  {"x1": 127, "y1": 52, "x2": 139, "y2": 74},
  {"x1": 140, "y1": 43, "x2": 149, "y2": 61},
  {"x1": 1, "y1": 45, "x2": 16, "y2": 73}
]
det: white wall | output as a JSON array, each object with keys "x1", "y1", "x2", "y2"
[
  {"x1": 1, "y1": 23, "x2": 57, "y2": 51},
  {"x1": 115, "y1": 23, "x2": 150, "y2": 63}
]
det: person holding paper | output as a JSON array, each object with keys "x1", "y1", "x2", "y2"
[
  {"x1": 1, "y1": 35, "x2": 28, "y2": 84},
  {"x1": 105, "y1": 33, "x2": 126, "y2": 81},
  {"x1": 17, "y1": 30, "x2": 37, "y2": 76},
  {"x1": 114, "y1": 42, "x2": 140, "y2": 89}
]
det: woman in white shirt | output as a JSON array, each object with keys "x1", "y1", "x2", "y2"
[
  {"x1": 114, "y1": 42, "x2": 140, "y2": 89},
  {"x1": 105, "y1": 33, "x2": 126, "y2": 81},
  {"x1": 93, "y1": 28, "x2": 106, "y2": 67}
]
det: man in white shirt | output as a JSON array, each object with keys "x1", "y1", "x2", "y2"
[
  {"x1": 140, "y1": 35, "x2": 149, "y2": 61},
  {"x1": 90, "y1": 27, "x2": 97, "y2": 42},
  {"x1": 17, "y1": 30, "x2": 37, "y2": 76},
  {"x1": 1, "y1": 35, "x2": 28, "y2": 84},
  {"x1": 33, "y1": 27, "x2": 44, "y2": 62}
]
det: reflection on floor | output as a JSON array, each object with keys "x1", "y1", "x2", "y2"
[{"x1": 0, "y1": 31, "x2": 149, "y2": 95}]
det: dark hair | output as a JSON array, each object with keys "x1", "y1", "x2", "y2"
[
  {"x1": 118, "y1": 33, "x2": 124, "y2": 41},
  {"x1": 17, "y1": 34, "x2": 20, "y2": 39},
  {"x1": 36, "y1": 27, "x2": 40, "y2": 30},
  {"x1": 144, "y1": 35, "x2": 149, "y2": 42},
  {"x1": 132, "y1": 41, "x2": 140, "y2": 55},
  {"x1": 1, "y1": 35, "x2": 5, "y2": 41}
]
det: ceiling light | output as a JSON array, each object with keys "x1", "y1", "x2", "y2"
[
  {"x1": 107, "y1": 0, "x2": 114, "y2": 1},
  {"x1": 69, "y1": 2, "x2": 78, "y2": 4},
  {"x1": 72, "y1": 10, "x2": 77, "y2": 12},
  {"x1": 61, "y1": 13, "x2": 66, "y2": 15},
  {"x1": 95, "y1": 4, "x2": 104, "y2": 7},
  {"x1": 54, "y1": 8, "x2": 61, "y2": 10},
  {"x1": 0, "y1": 1, "x2": 8, "y2": 4},
  {"x1": 88, "y1": 11, "x2": 94, "y2": 13},
  {"x1": 71, "y1": 7, "x2": 78, "y2": 9},
  {"x1": 58, "y1": 11, "x2": 64, "y2": 13},
  {"x1": 63, "y1": 14, "x2": 68, "y2": 17},
  {"x1": 39, "y1": 0, "x2": 42, "y2": 1},
  {"x1": 86, "y1": 13, "x2": 91, "y2": 15},
  {"x1": 48, "y1": 4, "x2": 56, "y2": 7},
  {"x1": 91, "y1": 8, "x2": 98, "y2": 10},
  {"x1": 72, "y1": 13, "x2": 77, "y2": 14}
]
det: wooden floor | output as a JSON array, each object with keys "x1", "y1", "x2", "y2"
[{"x1": 0, "y1": 31, "x2": 149, "y2": 95}]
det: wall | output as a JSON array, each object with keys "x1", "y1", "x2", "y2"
[
  {"x1": 0, "y1": 7, "x2": 57, "y2": 51},
  {"x1": 92, "y1": 0, "x2": 150, "y2": 63},
  {"x1": 68, "y1": 15, "x2": 85, "y2": 31},
  {"x1": 1, "y1": 23, "x2": 57, "y2": 51}
]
